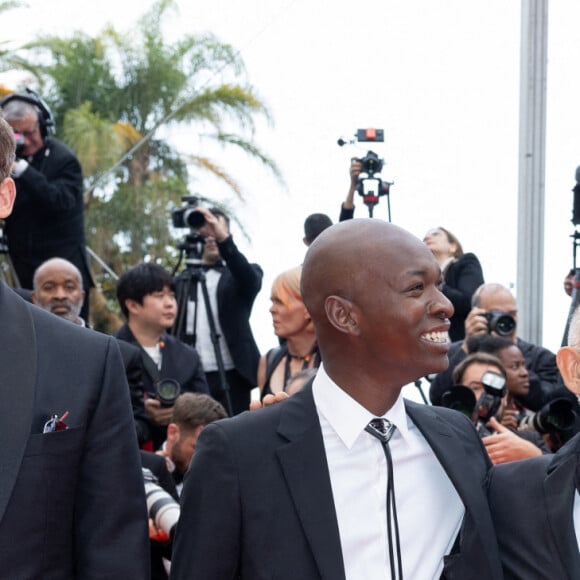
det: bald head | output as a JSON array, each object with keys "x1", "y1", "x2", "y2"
[
  {"x1": 32, "y1": 258, "x2": 85, "y2": 324},
  {"x1": 301, "y1": 219, "x2": 454, "y2": 404}
]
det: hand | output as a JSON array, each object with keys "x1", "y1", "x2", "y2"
[
  {"x1": 144, "y1": 398, "x2": 174, "y2": 426},
  {"x1": 461, "y1": 307, "x2": 489, "y2": 351},
  {"x1": 349, "y1": 158, "x2": 363, "y2": 187},
  {"x1": 249, "y1": 391, "x2": 289, "y2": 411},
  {"x1": 499, "y1": 407, "x2": 519, "y2": 431},
  {"x1": 482, "y1": 417, "x2": 542, "y2": 465},
  {"x1": 195, "y1": 206, "x2": 229, "y2": 242}
]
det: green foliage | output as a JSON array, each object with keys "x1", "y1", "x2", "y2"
[{"x1": 1, "y1": 0, "x2": 283, "y2": 288}]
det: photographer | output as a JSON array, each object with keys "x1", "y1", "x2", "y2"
[
  {"x1": 0, "y1": 91, "x2": 93, "y2": 319},
  {"x1": 429, "y1": 282, "x2": 561, "y2": 411},
  {"x1": 116, "y1": 262, "x2": 209, "y2": 450},
  {"x1": 173, "y1": 205, "x2": 263, "y2": 416}
]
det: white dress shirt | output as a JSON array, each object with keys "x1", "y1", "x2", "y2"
[
  {"x1": 185, "y1": 269, "x2": 234, "y2": 372},
  {"x1": 312, "y1": 364, "x2": 464, "y2": 580},
  {"x1": 574, "y1": 491, "x2": 580, "y2": 552}
]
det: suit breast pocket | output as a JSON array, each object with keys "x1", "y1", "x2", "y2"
[{"x1": 24, "y1": 425, "x2": 85, "y2": 457}]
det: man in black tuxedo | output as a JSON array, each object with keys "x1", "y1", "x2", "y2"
[
  {"x1": 173, "y1": 206, "x2": 262, "y2": 416},
  {"x1": 0, "y1": 91, "x2": 93, "y2": 319},
  {"x1": 171, "y1": 219, "x2": 503, "y2": 579},
  {"x1": 0, "y1": 115, "x2": 149, "y2": 577},
  {"x1": 488, "y1": 305, "x2": 580, "y2": 579}
]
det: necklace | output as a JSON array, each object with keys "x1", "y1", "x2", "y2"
[{"x1": 284, "y1": 345, "x2": 319, "y2": 385}]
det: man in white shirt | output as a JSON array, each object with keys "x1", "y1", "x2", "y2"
[
  {"x1": 171, "y1": 218, "x2": 503, "y2": 580},
  {"x1": 489, "y1": 305, "x2": 580, "y2": 579}
]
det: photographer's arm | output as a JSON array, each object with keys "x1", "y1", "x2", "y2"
[
  {"x1": 339, "y1": 158, "x2": 361, "y2": 222},
  {"x1": 14, "y1": 145, "x2": 83, "y2": 212}
]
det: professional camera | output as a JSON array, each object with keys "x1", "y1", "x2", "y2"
[
  {"x1": 440, "y1": 370, "x2": 506, "y2": 437},
  {"x1": 519, "y1": 397, "x2": 577, "y2": 437},
  {"x1": 171, "y1": 195, "x2": 205, "y2": 230},
  {"x1": 359, "y1": 150, "x2": 384, "y2": 175},
  {"x1": 14, "y1": 132, "x2": 25, "y2": 158},
  {"x1": 485, "y1": 310, "x2": 516, "y2": 337},
  {"x1": 155, "y1": 378, "x2": 181, "y2": 407},
  {"x1": 143, "y1": 468, "x2": 180, "y2": 541}
]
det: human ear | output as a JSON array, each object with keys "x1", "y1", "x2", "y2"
[
  {"x1": 324, "y1": 295, "x2": 360, "y2": 335},
  {"x1": 0, "y1": 177, "x2": 16, "y2": 219},
  {"x1": 556, "y1": 346, "x2": 580, "y2": 395}
]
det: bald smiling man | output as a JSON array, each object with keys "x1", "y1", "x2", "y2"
[{"x1": 170, "y1": 219, "x2": 502, "y2": 580}]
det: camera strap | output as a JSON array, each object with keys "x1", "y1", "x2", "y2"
[{"x1": 139, "y1": 347, "x2": 162, "y2": 387}]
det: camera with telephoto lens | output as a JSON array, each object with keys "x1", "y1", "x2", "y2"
[
  {"x1": 143, "y1": 468, "x2": 180, "y2": 540},
  {"x1": 171, "y1": 195, "x2": 205, "y2": 229},
  {"x1": 518, "y1": 397, "x2": 577, "y2": 437},
  {"x1": 484, "y1": 310, "x2": 516, "y2": 337},
  {"x1": 155, "y1": 378, "x2": 181, "y2": 407},
  {"x1": 440, "y1": 370, "x2": 507, "y2": 437},
  {"x1": 14, "y1": 132, "x2": 25, "y2": 158}
]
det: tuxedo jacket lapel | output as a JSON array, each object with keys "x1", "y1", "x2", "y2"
[
  {"x1": 544, "y1": 444, "x2": 580, "y2": 579},
  {"x1": 276, "y1": 386, "x2": 346, "y2": 580},
  {"x1": 405, "y1": 402, "x2": 498, "y2": 572},
  {"x1": 0, "y1": 283, "x2": 37, "y2": 523}
]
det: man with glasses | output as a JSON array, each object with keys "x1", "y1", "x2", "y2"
[
  {"x1": 0, "y1": 91, "x2": 93, "y2": 319},
  {"x1": 0, "y1": 114, "x2": 149, "y2": 578}
]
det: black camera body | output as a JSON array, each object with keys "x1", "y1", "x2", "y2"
[
  {"x1": 519, "y1": 397, "x2": 577, "y2": 437},
  {"x1": 171, "y1": 195, "x2": 205, "y2": 229},
  {"x1": 485, "y1": 310, "x2": 516, "y2": 337},
  {"x1": 14, "y1": 132, "x2": 25, "y2": 158},
  {"x1": 441, "y1": 370, "x2": 506, "y2": 436}
]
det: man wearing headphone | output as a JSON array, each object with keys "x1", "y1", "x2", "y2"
[{"x1": 0, "y1": 89, "x2": 93, "y2": 319}]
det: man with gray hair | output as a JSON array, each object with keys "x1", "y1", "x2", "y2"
[
  {"x1": 489, "y1": 305, "x2": 580, "y2": 578},
  {"x1": 0, "y1": 91, "x2": 92, "y2": 318}
]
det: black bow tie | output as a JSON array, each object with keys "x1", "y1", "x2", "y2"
[{"x1": 202, "y1": 262, "x2": 225, "y2": 272}]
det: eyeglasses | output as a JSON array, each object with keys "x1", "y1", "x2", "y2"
[{"x1": 17, "y1": 121, "x2": 39, "y2": 139}]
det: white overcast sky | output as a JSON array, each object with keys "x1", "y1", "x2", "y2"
[{"x1": 3, "y1": 1, "x2": 580, "y2": 381}]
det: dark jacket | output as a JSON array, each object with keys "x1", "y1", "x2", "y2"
[
  {"x1": 5, "y1": 137, "x2": 92, "y2": 291},
  {"x1": 443, "y1": 253, "x2": 485, "y2": 342},
  {"x1": 116, "y1": 323, "x2": 209, "y2": 450},
  {"x1": 489, "y1": 433, "x2": 580, "y2": 579}
]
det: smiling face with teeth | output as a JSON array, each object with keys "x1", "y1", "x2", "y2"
[{"x1": 302, "y1": 219, "x2": 455, "y2": 413}]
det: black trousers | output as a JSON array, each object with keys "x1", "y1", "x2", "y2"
[{"x1": 205, "y1": 369, "x2": 253, "y2": 416}]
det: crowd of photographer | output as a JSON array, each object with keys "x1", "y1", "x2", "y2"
[{"x1": 2, "y1": 93, "x2": 580, "y2": 578}]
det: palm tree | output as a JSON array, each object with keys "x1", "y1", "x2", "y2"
[{"x1": 3, "y1": 0, "x2": 282, "y2": 269}]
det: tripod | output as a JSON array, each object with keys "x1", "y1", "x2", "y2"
[{"x1": 170, "y1": 233, "x2": 234, "y2": 416}]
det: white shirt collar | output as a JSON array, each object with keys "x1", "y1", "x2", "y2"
[{"x1": 312, "y1": 363, "x2": 411, "y2": 450}]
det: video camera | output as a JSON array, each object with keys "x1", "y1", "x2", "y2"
[
  {"x1": 484, "y1": 310, "x2": 516, "y2": 337},
  {"x1": 337, "y1": 128, "x2": 393, "y2": 218},
  {"x1": 440, "y1": 370, "x2": 507, "y2": 436}
]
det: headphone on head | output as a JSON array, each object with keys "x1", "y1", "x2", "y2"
[{"x1": 0, "y1": 88, "x2": 55, "y2": 139}]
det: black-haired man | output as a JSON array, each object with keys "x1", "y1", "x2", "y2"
[{"x1": 116, "y1": 262, "x2": 209, "y2": 450}]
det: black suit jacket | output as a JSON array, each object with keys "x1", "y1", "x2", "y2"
[
  {"x1": 5, "y1": 137, "x2": 92, "y2": 291},
  {"x1": 0, "y1": 282, "x2": 149, "y2": 578},
  {"x1": 443, "y1": 253, "x2": 484, "y2": 342},
  {"x1": 116, "y1": 323, "x2": 209, "y2": 449},
  {"x1": 171, "y1": 385, "x2": 502, "y2": 579},
  {"x1": 214, "y1": 236, "x2": 263, "y2": 386},
  {"x1": 489, "y1": 433, "x2": 580, "y2": 579}
]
